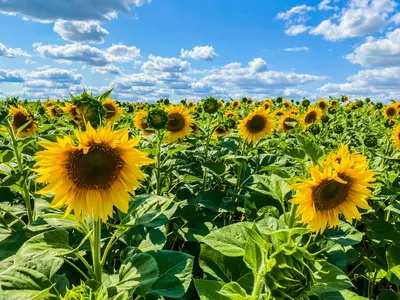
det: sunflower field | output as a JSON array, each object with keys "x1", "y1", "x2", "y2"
[{"x1": 0, "y1": 90, "x2": 400, "y2": 300}]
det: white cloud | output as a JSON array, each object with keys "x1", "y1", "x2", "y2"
[
  {"x1": 346, "y1": 28, "x2": 400, "y2": 67},
  {"x1": 0, "y1": 69, "x2": 25, "y2": 82},
  {"x1": 318, "y1": 0, "x2": 339, "y2": 11},
  {"x1": 34, "y1": 43, "x2": 140, "y2": 66},
  {"x1": 0, "y1": 42, "x2": 30, "y2": 58},
  {"x1": 275, "y1": 5, "x2": 314, "y2": 24},
  {"x1": 54, "y1": 21, "x2": 109, "y2": 44},
  {"x1": 248, "y1": 58, "x2": 268, "y2": 73},
  {"x1": 91, "y1": 65, "x2": 122, "y2": 75},
  {"x1": 310, "y1": 0, "x2": 398, "y2": 41},
  {"x1": 284, "y1": 46, "x2": 309, "y2": 52},
  {"x1": 142, "y1": 55, "x2": 190, "y2": 73},
  {"x1": 284, "y1": 24, "x2": 311, "y2": 35},
  {"x1": 180, "y1": 46, "x2": 218, "y2": 61},
  {"x1": 111, "y1": 73, "x2": 157, "y2": 90},
  {"x1": 0, "y1": 0, "x2": 150, "y2": 22},
  {"x1": 27, "y1": 68, "x2": 83, "y2": 84},
  {"x1": 391, "y1": 12, "x2": 400, "y2": 24}
]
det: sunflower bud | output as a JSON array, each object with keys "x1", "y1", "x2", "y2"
[
  {"x1": 308, "y1": 124, "x2": 320, "y2": 135},
  {"x1": 321, "y1": 114, "x2": 330, "y2": 124},
  {"x1": 365, "y1": 98, "x2": 371, "y2": 103},
  {"x1": 385, "y1": 118, "x2": 396, "y2": 128},
  {"x1": 147, "y1": 109, "x2": 168, "y2": 129},
  {"x1": 302, "y1": 98, "x2": 310, "y2": 107},
  {"x1": 328, "y1": 106, "x2": 337, "y2": 114},
  {"x1": 276, "y1": 96, "x2": 283, "y2": 104},
  {"x1": 202, "y1": 97, "x2": 219, "y2": 114},
  {"x1": 356, "y1": 100, "x2": 364, "y2": 107},
  {"x1": 364, "y1": 135, "x2": 377, "y2": 147},
  {"x1": 376, "y1": 102, "x2": 383, "y2": 109}
]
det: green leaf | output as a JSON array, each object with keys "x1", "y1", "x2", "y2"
[
  {"x1": 203, "y1": 162, "x2": 226, "y2": 175},
  {"x1": 15, "y1": 229, "x2": 72, "y2": 263},
  {"x1": 122, "y1": 194, "x2": 174, "y2": 227},
  {"x1": 296, "y1": 134, "x2": 324, "y2": 163},
  {"x1": 194, "y1": 280, "x2": 229, "y2": 300},
  {"x1": 312, "y1": 261, "x2": 353, "y2": 295},
  {"x1": 218, "y1": 282, "x2": 256, "y2": 300},
  {"x1": 251, "y1": 174, "x2": 291, "y2": 204},
  {"x1": 377, "y1": 290, "x2": 398, "y2": 300},
  {"x1": 243, "y1": 238, "x2": 265, "y2": 274},
  {"x1": 122, "y1": 226, "x2": 167, "y2": 252},
  {"x1": 199, "y1": 244, "x2": 251, "y2": 283},
  {"x1": 202, "y1": 222, "x2": 252, "y2": 257},
  {"x1": 117, "y1": 253, "x2": 159, "y2": 295},
  {"x1": 317, "y1": 290, "x2": 368, "y2": 300},
  {"x1": 148, "y1": 250, "x2": 194, "y2": 298},
  {"x1": 325, "y1": 222, "x2": 364, "y2": 246},
  {"x1": 386, "y1": 245, "x2": 400, "y2": 284}
]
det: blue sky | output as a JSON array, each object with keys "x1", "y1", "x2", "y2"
[{"x1": 0, "y1": 0, "x2": 399, "y2": 102}]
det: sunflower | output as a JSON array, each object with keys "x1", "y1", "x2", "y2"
[
  {"x1": 317, "y1": 98, "x2": 328, "y2": 112},
  {"x1": 329, "y1": 99, "x2": 339, "y2": 106},
  {"x1": 383, "y1": 104, "x2": 398, "y2": 119},
  {"x1": 62, "y1": 103, "x2": 83, "y2": 125},
  {"x1": 238, "y1": 107, "x2": 275, "y2": 143},
  {"x1": 392, "y1": 126, "x2": 400, "y2": 150},
  {"x1": 325, "y1": 144, "x2": 365, "y2": 167},
  {"x1": 302, "y1": 107, "x2": 322, "y2": 126},
  {"x1": 246, "y1": 98, "x2": 253, "y2": 105},
  {"x1": 225, "y1": 110, "x2": 237, "y2": 119},
  {"x1": 9, "y1": 105, "x2": 38, "y2": 136},
  {"x1": 263, "y1": 99, "x2": 274, "y2": 110},
  {"x1": 218, "y1": 99, "x2": 224, "y2": 108},
  {"x1": 274, "y1": 108, "x2": 285, "y2": 117},
  {"x1": 133, "y1": 110, "x2": 155, "y2": 136},
  {"x1": 103, "y1": 98, "x2": 122, "y2": 123},
  {"x1": 165, "y1": 105, "x2": 194, "y2": 142},
  {"x1": 232, "y1": 100, "x2": 241, "y2": 110},
  {"x1": 190, "y1": 123, "x2": 199, "y2": 133},
  {"x1": 34, "y1": 123, "x2": 155, "y2": 221},
  {"x1": 282, "y1": 100, "x2": 292, "y2": 108},
  {"x1": 43, "y1": 99, "x2": 56, "y2": 107},
  {"x1": 290, "y1": 148, "x2": 375, "y2": 233},
  {"x1": 46, "y1": 106, "x2": 61, "y2": 119},
  {"x1": 279, "y1": 113, "x2": 298, "y2": 133},
  {"x1": 289, "y1": 107, "x2": 300, "y2": 117},
  {"x1": 213, "y1": 124, "x2": 230, "y2": 138},
  {"x1": 188, "y1": 101, "x2": 195, "y2": 108}
]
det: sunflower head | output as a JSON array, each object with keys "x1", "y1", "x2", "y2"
[
  {"x1": 165, "y1": 105, "x2": 194, "y2": 142},
  {"x1": 274, "y1": 108, "x2": 285, "y2": 117},
  {"x1": 190, "y1": 122, "x2": 199, "y2": 133},
  {"x1": 218, "y1": 99, "x2": 224, "y2": 108},
  {"x1": 43, "y1": 99, "x2": 56, "y2": 108},
  {"x1": 317, "y1": 98, "x2": 328, "y2": 112},
  {"x1": 103, "y1": 98, "x2": 122, "y2": 123},
  {"x1": 188, "y1": 101, "x2": 195, "y2": 108},
  {"x1": 384, "y1": 104, "x2": 398, "y2": 118},
  {"x1": 290, "y1": 146, "x2": 375, "y2": 233},
  {"x1": 375, "y1": 102, "x2": 383, "y2": 109},
  {"x1": 46, "y1": 106, "x2": 62, "y2": 119},
  {"x1": 213, "y1": 124, "x2": 230, "y2": 138},
  {"x1": 289, "y1": 107, "x2": 300, "y2": 117},
  {"x1": 328, "y1": 106, "x2": 337, "y2": 114},
  {"x1": 330, "y1": 99, "x2": 339, "y2": 106},
  {"x1": 301, "y1": 98, "x2": 310, "y2": 107},
  {"x1": 34, "y1": 123, "x2": 155, "y2": 221},
  {"x1": 263, "y1": 99, "x2": 274, "y2": 110},
  {"x1": 133, "y1": 110, "x2": 155, "y2": 136},
  {"x1": 341, "y1": 95, "x2": 349, "y2": 102},
  {"x1": 147, "y1": 109, "x2": 168, "y2": 129},
  {"x1": 63, "y1": 281, "x2": 93, "y2": 300},
  {"x1": 276, "y1": 96, "x2": 283, "y2": 104},
  {"x1": 392, "y1": 126, "x2": 400, "y2": 150},
  {"x1": 225, "y1": 110, "x2": 237, "y2": 119},
  {"x1": 202, "y1": 97, "x2": 219, "y2": 114},
  {"x1": 232, "y1": 100, "x2": 241, "y2": 110},
  {"x1": 279, "y1": 113, "x2": 298, "y2": 133},
  {"x1": 307, "y1": 123, "x2": 321, "y2": 135},
  {"x1": 8, "y1": 105, "x2": 38, "y2": 136},
  {"x1": 302, "y1": 107, "x2": 322, "y2": 126},
  {"x1": 282, "y1": 100, "x2": 291, "y2": 108},
  {"x1": 238, "y1": 107, "x2": 276, "y2": 143},
  {"x1": 246, "y1": 98, "x2": 253, "y2": 105}
]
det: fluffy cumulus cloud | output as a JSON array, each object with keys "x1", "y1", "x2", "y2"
[
  {"x1": 284, "y1": 25, "x2": 311, "y2": 36},
  {"x1": 346, "y1": 29, "x2": 400, "y2": 67},
  {"x1": 318, "y1": 67, "x2": 400, "y2": 100},
  {"x1": 318, "y1": 0, "x2": 339, "y2": 11},
  {"x1": 111, "y1": 73, "x2": 157, "y2": 90},
  {"x1": 54, "y1": 21, "x2": 109, "y2": 44},
  {"x1": 27, "y1": 68, "x2": 83, "y2": 84},
  {"x1": 0, "y1": 42, "x2": 30, "y2": 58},
  {"x1": 310, "y1": 0, "x2": 398, "y2": 41},
  {"x1": 142, "y1": 55, "x2": 190, "y2": 73},
  {"x1": 180, "y1": 46, "x2": 218, "y2": 61},
  {"x1": 275, "y1": 5, "x2": 314, "y2": 24},
  {"x1": 248, "y1": 58, "x2": 268, "y2": 73},
  {"x1": 284, "y1": 46, "x2": 309, "y2": 52},
  {"x1": 91, "y1": 65, "x2": 122, "y2": 75},
  {"x1": 34, "y1": 43, "x2": 140, "y2": 66},
  {"x1": 0, "y1": 0, "x2": 150, "y2": 22},
  {"x1": 0, "y1": 69, "x2": 25, "y2": 82}
]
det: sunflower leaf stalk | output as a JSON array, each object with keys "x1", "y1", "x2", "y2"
[{"x1": 92, "y1": 219, "x2": 102, "y2": 283}]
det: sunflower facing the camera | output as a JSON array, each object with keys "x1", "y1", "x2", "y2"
[
  {"x1": 9, "y1": 105, "x2": 38, "y2": 136},
  {"x1": 103, "y1": 98, "x2": 122, "y2": 123},
  {"x1": 302, "y1": 107, "x2": 322, "y2": 126},
  {"x1": 238, "y1": 107, "x2": 275, "y2": 143},
  {"x1": 383, "y1": 104, "x2": 398, "y2": 119},
  {"x1": 231, "y1": 100, "x2": 241, "y2": 110},
  {"x1": 34, "y1": 123, "x2": 155, "y2": 221},
  {"x1": 317, "y1": 98, "x2": 328, "y2": 112},
  {"x1": 133, "y1": 110, "x2": 155, "y2": 136},
  {"x1": 165, "y1": 105, "x2": 194, "y2": 142},
  {"x1": 279, "y1": 112, "x2": 298, "y2": 133}
]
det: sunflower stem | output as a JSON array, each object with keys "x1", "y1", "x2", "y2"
[
  {"x1": 202, "y1": 116, "x2": 212, "y2": 191},
  {"x1": 156, "y1": 130, "x2": 163, "y2": 195},
  {"x1": 288, "y1": 204, "x2": 298, "y2": 228},
  {"x1": 92, "y1": 219, "x2": 102, "y2": 283},
  {"x1": 7, "y1": 120, "x2": 34, "y2": 224},
  {"x1": 252, "y1": 273, "x2": 265, "y2": 298}
]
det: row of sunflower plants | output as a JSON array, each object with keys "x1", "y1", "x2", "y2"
[{"x1": 0, "y1": 90, "x2": 399, "y2": 299}]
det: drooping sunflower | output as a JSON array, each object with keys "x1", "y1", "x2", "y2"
[
  {"x1": 43, "y1": 99, "x2": 56, "y2": 107},
  {"x1": 282, "y1": 100, "x2": 292, "y2": 108},
  {"x1": 383, "y1": 104, "x2": 398, "y2": 119},
  {"x1": 325, "y1": 144, "x2": 366, "y2": 167},
  {"x1": 165, "y1": 105, "x2": 194, "y2": 142},
  {"x1": 213, "y1": 124, "x2": 230, "y2": 138},
  {"x1": 62, "y1": 103, "x2": 83, "y2": 125},
  {"x1": 329, "y1": 99, "x2": 339, "y2": 106},
  {"x1": 133, "y1": 110, "x2": 155, "y2": 136},
  {"x1": 34, "y1": 123, "x2": 155, "y2": 221},
  {"x1": 46, "y1": 106, "x2": 61, "y2": 119},
  {"x1": 290, "y1": 149, "x2": 375, "y2": 233},
  {"x1": 392, "y1": 125, "x2": 400, "y2": 150},
  {"x1": 317, "y1": 98, "x2": 328, "y2": 112},
  {"x1": 232, "y1": 100, "x2": 241, "y2": 110},
  {"x1": 302, "y1": 107, "x2": 322, "y2": 126},
  {"x1": 238, "y1": 107, "x2": 275, "y2": 143},
  {"x1": 279, "y1": 112, "x2": 299, "y2": 133},
  {"x1": 263, "y1": 99, "x2": 274, "y2": 110},
  {"x1": 103, "y1": 98, "x2": 122, "y2": 123},
  {"x1": 8, "y1": 105, "x2": 38, "y2": 136}
]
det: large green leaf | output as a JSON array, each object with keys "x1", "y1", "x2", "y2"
[
  {"x1": 148, "y1": 250, "x2": 194, "y2": 298},
  {"x1": 312, "y1": 261, "x2": 353, "y2": 295},
  {"x1": 194, "y1": 280, "x2": 229, "y2": 300},
  {"x1": 202, "y1": 223, "x2": 252, "y2": 257},
  {"x1": 296, "y1": 134, "x2": 324, "y2": 163},
  {"x1": 325, "y1": 222, "x2": 364, "y2": 246},
  {"x1": 117, "y1": 253, "x2": 159, "y2": 296},
  {"x1": 122, "y1": 226, "x2": 167, "y2": 252},
  {"x1": 218, "y1": 282, "x2": 256, "y2": 300},
  {"x1": 386, "y1": 245, "x2": 400, "y2": 284}
]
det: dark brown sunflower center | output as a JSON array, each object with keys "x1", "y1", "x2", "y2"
[
  {"x1": 319, "y1": 102, "x2": 326, "y2": 110},
  {"x1": 13, "y1": 112, "x2": 32, "y2": 130},
  {"x1": 68, "y1": 143, "x2": 124, "y2": 189},
  {"x1": 264, "y1": 104, "x2": 270, "y2": 110},
  {"x1": 305, "y1": 111, "x2": 317, "y2": 124},
  {"x1": 216, "y1": 127, "x2": 226, "y2": 134},
  {"x1": 70, "y1": 108, "x2": 78, "y2": 117},
  {"x1": 283, "y1": 117, "x2": 296, "y2": 130},
  {"x1": 246, "y1": 115, "x2": 266, "y2": 133},
  {"x1": 233, "y1": 102, "x2": 239, "y2": 107},
  {"x1": 166, "y1": 113, "x2": 185, "y2": 132},
  {"x1": 387, "y1": 107, "x2": 396, "y2": 116},
  {"x1": 104, "y1": 104, "x2": 116, "y2": 119},
  {"x1": 313, "y1": 174, "x2": 351, "y2": 211}
]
